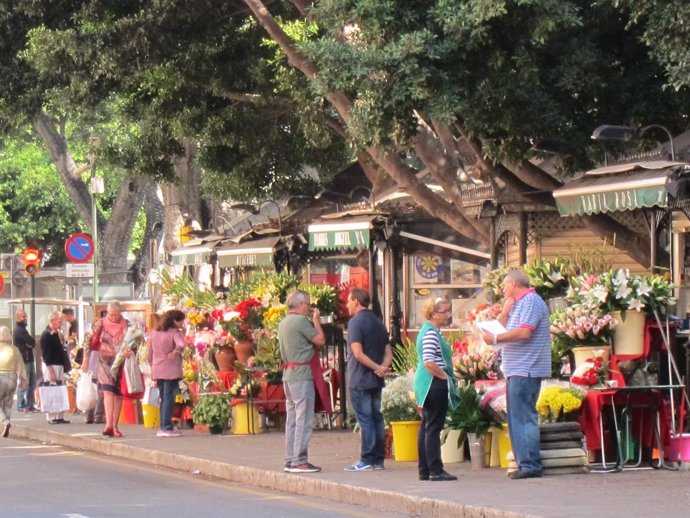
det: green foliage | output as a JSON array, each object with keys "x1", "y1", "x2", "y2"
[
  {"x1": 300, "y1": 283, "x2": 338, "y2": 315},
  {"x1": 0, "y1": 138, "x2": 80, "y2": 262},
  {"x1": 446, "y1": 384, "x2": 500, "y2": 437},
  {"x1": 391, "y1": 337, "x2": 418, "y2": 376},
  {"x1": 249, "y1": 271, "x2": 301, "y2": 304},
  {"x1": 192, "y1": 393, "x2": 231, "y2": 428},
  {"x1": 159, "y1": 270, "x2": 218, "y2": 310}
]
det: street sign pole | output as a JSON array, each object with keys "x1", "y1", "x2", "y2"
[
  {"x1": 92, "y1": 187, "x2": 99, "y2": 303},
  {"x1": 30, "y1": 272, "x2": 35, "y2": 339}
]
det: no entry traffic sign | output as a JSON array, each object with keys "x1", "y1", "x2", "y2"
[{"x1": 65, "y1": 233, "x2": 95, "y2": 263}]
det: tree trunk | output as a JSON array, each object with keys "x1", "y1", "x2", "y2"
[{"x1": 34, "y1": 111, "x2": 151, "y2": 285}]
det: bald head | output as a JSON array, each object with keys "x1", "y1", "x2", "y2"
[{"x1": 16, "y1": 309, "x2": 27, "y2": 324}]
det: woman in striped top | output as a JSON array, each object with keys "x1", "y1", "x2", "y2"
[{"x1": 413, "y1": 297, "x2": 459, "y2": 482}]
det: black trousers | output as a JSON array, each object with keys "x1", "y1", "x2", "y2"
[{"x1": 418, "y1": 377, "x2": 449, "y2": 476}]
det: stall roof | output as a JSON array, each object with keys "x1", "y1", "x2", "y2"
[
  {"x1": 307, "y1": 213, "x2": 385, "y2": 252},
  {"x1": 6, "y1": 298, "x2": 84, "y2": 306},
  {"x1": 169, "y1": 237, "x2": 225, "y2": 266},
  {"x1": 553, "y1": 161, "x2": 690, "y2": 217},
  {"x1": 216, "y1": 235, "x2": 283, "y2": 268}
]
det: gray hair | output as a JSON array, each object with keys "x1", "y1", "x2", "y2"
[
  {"x1": 0, "y1": 325, "x2": 11, "y2": 343},
  {"x1": 107, "y1": 300, "x2": 122, "y2": 313},
  {"x1": 286, "y1": 290, "x2": 310, "y2": 310},
  {"x1": 506, "y1": 269, "x2": 531, "y2": 288},
  {"x1": 48, "y1": 310, "x2": 62, "y2": 322}
]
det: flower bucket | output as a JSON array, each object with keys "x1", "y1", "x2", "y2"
[
  {"x1": 612, "y1": 311, "x2": 645, "y2": 356},
  {"x1": 467, "y1": 432, "x2": 486, "y2": 469},
  {"x1": 142, "y1": 404, "x2": 160, "y2": 428},
  {"x1": 119, "y1": 398, "x2": 138, "y2": 425},
  {"x1": 665, "y1": 433, "x2": 690, "y2": 462},
  {"x1": 391, "y1": 420, "x2": 421, "y2": 461},
  {"x1": 232, "y1": 401, "x2": 263, "y2": 435},
  {"x1": 234, "y1": 339, "x2": 255, "y2": 365},
  {"x1": 441, "y1": 429, "x2": 466, "y2": 464},
  {"x1": 497, "y1": 425, "x2": 512, "y2": 469},
  {"x1": 572, "y1": 345, "x2": 610, "y2": 368}
]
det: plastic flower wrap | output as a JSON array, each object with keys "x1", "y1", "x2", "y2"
[
  {"x1": 536, "y1": 384, "x2": 585, "y2": 423},
  {"x1": 479, "y1": 383, "x2": 507, "y2": 423},
  {"x1": 110, "y1": 327, "x2": 145, "y2": 378},
  {"x1": 570, "y1": 350, "x2": 609, "y2": 387},
  {"x1": 452, "y1": 335, "x2": 500, "y2": 384},
  {"x1": 381, "y1": 374, "x2": 419, "y2": 424},
  {"x1": 467, "y1": 303, "x2": 502, "y2": 324}
]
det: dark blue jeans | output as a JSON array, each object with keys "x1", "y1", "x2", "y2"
[
  {"x1": 157, "y1": 379, "x2": 180, "y2": 431},
  {"x1": 349, "y1": 387, "x2": 385, "y2": 465},
  {"x1": 17, "y1": 362, "x2": 36, "y2": 410},
  {"x1": 507, "y1": 375, "x2": 543, "y2": 474},
  {"x1": 418, "y1": 377, "x2": 448, "y2": 477}
]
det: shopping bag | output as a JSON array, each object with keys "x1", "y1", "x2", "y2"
[
  {"x1": 76, "y1": 372, "x2": 98, "y2": 411},
  {"x1": 39, "y1": 384, "x2": 70, "y2": 414},
  {"x1": 143, "y1": 385, "x2": 160, "y2": 407},
  {"x1": 121, "y1": 355, "x2": 145, "y2": 399}
]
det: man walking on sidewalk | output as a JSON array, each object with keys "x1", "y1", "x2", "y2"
[
  {"x1": 344, "y1": 288, "x2": 392, "y2": 472},
  {"x1": 278, "y1": 290, "x2": 325, "y2": 473}
]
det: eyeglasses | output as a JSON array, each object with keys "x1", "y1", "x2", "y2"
[{"x1": 435, "y1": 309, "x2": 451, "y2": 314}]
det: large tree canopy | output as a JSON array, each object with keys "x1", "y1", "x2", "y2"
[
  {"x1": 239, "y1": 0, "x2": 690, "y2": 263},
  {"x1": 3, "y1": 0, "x2": 690, "y2": 270}
]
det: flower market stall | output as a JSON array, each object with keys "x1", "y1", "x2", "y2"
[{"x1": 158, "y1": 270, "x2": 344, "y2": 434}]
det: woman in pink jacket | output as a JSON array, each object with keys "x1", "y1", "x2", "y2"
[{"x1": 147, "y1": 309, "x2": 186, "y2": 437}]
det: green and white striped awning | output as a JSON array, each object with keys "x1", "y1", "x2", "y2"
[
  {"x1": 307, "y1": 218, "x2": 375, "y2": 251},
  {"x1": 170, "y1": 245, "x2": 215, "y2": 266},
  {"x1": 553, "y1": 161, "x2": 686, "y2": 216},
  {"x1": 216, "y1": 236, "x2": 282, "y2": 268}
]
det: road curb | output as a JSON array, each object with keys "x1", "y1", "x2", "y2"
[{"x1": 11, "y1": 423, "x2": 537, "y2": 518}]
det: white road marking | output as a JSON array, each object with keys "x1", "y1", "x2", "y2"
[{"x1": 61, "y1": 514, "x2": 91, "y2": 518}]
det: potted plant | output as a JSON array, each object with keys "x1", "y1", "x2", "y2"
[
  {"x1": 549, "y1": 303, "x2": 618, "y2": 370},
  {"x1": 219, "y1": 298, "x2": 265, "y2": 363},
  {"x1": 381, "y1": 373, "x2": 421, "y2": 462},
  {"x1": 446, "y1": 384, "x2": 501, "y2": 469},
  {"x1": 192, "y1": 393, "x2": 231, "y2": 434}
]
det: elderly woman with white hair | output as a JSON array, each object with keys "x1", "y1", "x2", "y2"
[
  {"x1": 40, "y1": 311, "x2": 70, "y2": 424},
  {"x1": 0, "y1": 326, "x2": 27, "y2": 438},
  {"x1": 82, "y1": 301, "x2": 129, "y2": 437}
]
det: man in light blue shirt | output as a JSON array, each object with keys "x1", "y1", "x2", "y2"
[{"x1": 482, "y1": 270, "x2": 550, "y2": 479}]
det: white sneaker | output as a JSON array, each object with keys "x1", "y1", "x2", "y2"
[{"x1": 157, "y1": 430, "x2": 181, "y2": 437}]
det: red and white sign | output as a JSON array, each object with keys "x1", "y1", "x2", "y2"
[{"x1": 65, "y1": 233, "x2": 95, "y2": 263}]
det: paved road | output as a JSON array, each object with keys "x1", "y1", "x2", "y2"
[{"x1": 1, "y1": 438, "x2": 401, "y2": 518}]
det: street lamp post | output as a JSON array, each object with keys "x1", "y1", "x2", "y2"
[
  {"x1": 591, "y1": 124, "x2": 676, "y2": 161},
  {"x1": 90, "y1": 174, "x2": 104, "y2": 302},
  {"x1": 230, "y1": 200, "x2": 282, "y2": 231}
]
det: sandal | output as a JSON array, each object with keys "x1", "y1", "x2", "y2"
[
  {"x1": 113, "y1": 428, "x2": 123, "y2": 438},
  {"x1": 102, "y1": 427, "x2": 114, "y2": 437}
]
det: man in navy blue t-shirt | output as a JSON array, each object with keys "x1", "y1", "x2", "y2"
[{"x1": 344, "y1": 288, "x2": 392, "y2": 472}]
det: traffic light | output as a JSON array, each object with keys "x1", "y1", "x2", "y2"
[{"x1": 23, "y1": 248, "x2": 41, "y2": 275}]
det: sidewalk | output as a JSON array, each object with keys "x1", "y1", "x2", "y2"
[{"x1": 8, "y1": 411, "x2": 690, "y2": 518}]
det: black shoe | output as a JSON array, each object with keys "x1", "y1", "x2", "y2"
[
  {"x1": 509, "y1": 470, "x2": 542, "y2": 480},
  {"x1": 49, "y1": 419, "x2": 61, "y2": 425},
  {"x1": 429, "y1": 471, "x2": 458, "y2": 481},
  {"x1": 419, "y1": 473, "x2": 430, "y2": 481},
  {"x1": 2, "y1": 423, "x2": 10, "y2": 438},
  {"x1": 57, "y1": 419, "x2": 70, "y2": 424}
]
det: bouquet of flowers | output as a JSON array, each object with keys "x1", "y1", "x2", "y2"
[
  {"x1": 524, "y1": 257, "x2": 570, "y2": 300},
  {"x1": 219, "y1": 298, "x2": 264, "y2": 341},
  {"x1": 568, "y1": 269, "x2": 675, "y2": 317},
  {"x1": 482, "y1": 266, "x2": 511, "y2": 301},
  {"x1": 228, "y1": 375, "x2": 261, "y2": 398},
  {"x1": 536, "y1": 384, "x2": 585, "y2": 423},
  {"x1": 570, "y1": 350, "x2": 609, "y2": 387},
  {"x1": 550, "y1": 304, "x2": 618, "y2": 359},
  {"x1": 452, "y1": 336, "x2": 500, "y2": 384},
  {"x1": 467, "y1": 303, "x2": 502, "y2": 324},
  {"x1": 381, "y1": 374, "x2": 419, "y2": 424}
]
